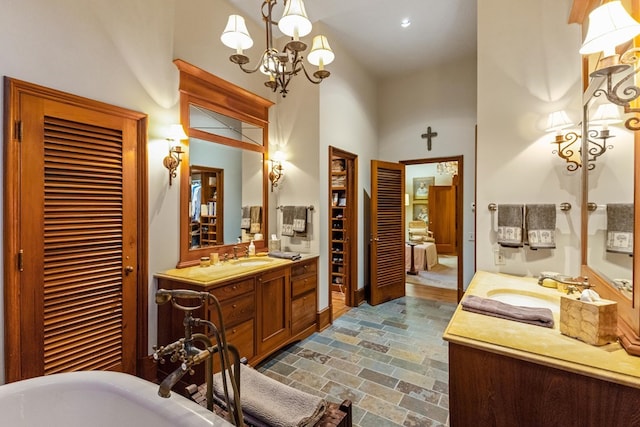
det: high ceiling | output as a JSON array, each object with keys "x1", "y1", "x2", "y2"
[{"x1": 226, "y1": 0, "x2": 477, "y2": 79}]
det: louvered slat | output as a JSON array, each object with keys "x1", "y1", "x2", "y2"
[{"x1": 42, "y1": 116, "x2": 124, "y2": 375}]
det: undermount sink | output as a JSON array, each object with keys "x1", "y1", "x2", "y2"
[
  {"x1": 486, "y1": 289, "x2": 559, "y2": 313},
  {"x1": 231, "y1": 258, "x2": 274, "y2": 267}
]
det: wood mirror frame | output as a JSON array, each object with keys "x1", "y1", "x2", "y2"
[
  {"x1": 572, "y1": 0, "x2": 640, "y2": 356},
  {"x1": 174, "y1": 59, "x2": 273, "y2": 267}
]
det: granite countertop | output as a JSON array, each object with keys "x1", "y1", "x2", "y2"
[
  {"x1": 154, "y1": 253, "x2": 318, "y2": 287},
  {"x1": 443, "y1": 271, "x2": 640, "y2": 389}
]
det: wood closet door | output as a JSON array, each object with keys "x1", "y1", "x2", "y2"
[
  {"x1": 369, "y1": 160, "x2": 405, "y2": 306},
  {"x1": 429, "y1": 185, "x2": 457, "y2": 255},
  {"x1": 5, "y1": 83, "x2": 139, "y2": 381}
]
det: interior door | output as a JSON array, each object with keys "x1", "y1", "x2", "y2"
[
  {"x1": 429, "y1": 185, "x2": 457, "y2": 254},
  {"x1": 4, "y1": 80, "x2": 141, "y2": 381},
  {"x1": 369, "y1": 160, "x2": 405, "y2": 305}
]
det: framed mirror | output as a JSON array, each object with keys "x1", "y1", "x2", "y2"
[
  {"x1": 175, "y1": 59, "x2": 273, "y2": 267},
  {"x1": 578, "y1": 0, "x2": 640, "y2": 355}
]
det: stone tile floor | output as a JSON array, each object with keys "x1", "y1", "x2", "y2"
[{"x1": 256, "y1": 297, "x2": 457, "y2": 426}]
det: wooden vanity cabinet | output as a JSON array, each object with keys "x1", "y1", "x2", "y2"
[
  {"x1": 155, "y1": 257, "x2": 319, "y2": 387},
  {"x1": 256, "y1": 266, "x2": 291, "y2": 355},
  {"x1": 291, "y1": 258, "x2": 318, "y2": 335}
]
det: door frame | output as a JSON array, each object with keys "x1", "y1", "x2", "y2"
[
  {"x1": 401, "y1": 155, "x2": 464, "y2": 301},
  {"x1": 3, "y1": 78, "x2": 149, "y2": 381}
]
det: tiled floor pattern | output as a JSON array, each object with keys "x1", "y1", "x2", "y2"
[{"x1": 256, "y1": 297, "x2": 457, "y2": 426}]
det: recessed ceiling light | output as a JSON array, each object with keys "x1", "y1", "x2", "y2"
[{"x1": 401, "y1": 19, "x2": 411, "y2": 28}]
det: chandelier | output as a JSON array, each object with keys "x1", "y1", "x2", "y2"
[
  {"x1": 220, "y1": 0, "x2": 335, "y2": 97},
  {"x1": 437, "y1": 161, "x2": 458, "y2": 176}
]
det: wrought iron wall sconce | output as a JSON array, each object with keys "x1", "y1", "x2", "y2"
[
  {"x1": 163, "y1": 124, "x2": 188, "y2": 186},
  {"x1": 268, "y1": 151, "x2": 285, "y2": 192},
  {"x1": 547, "y1": 107, "x2": 620, "y2": 172}
]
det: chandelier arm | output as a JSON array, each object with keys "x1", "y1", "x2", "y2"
[{"x1": 299, "y1": 62, "x2": 325, "y2": 84}]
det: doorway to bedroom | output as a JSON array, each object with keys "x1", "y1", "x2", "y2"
[{"x1": 401, "y1": 156, "x2": 463, "y2": 303}]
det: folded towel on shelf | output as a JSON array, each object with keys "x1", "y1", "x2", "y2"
[
  {"x1": 293, "y1": 206, "x2": 307, "y2": 233},
  {"x1": 241, "y1": 206, "x2": 250, "y2": 230},
  {"x1": 525, "y1": 204, "x2": 556, "y2": 250},
  {"x1": 461, "y1": 295, "x2": 554, "y2": 328},
  {"x1": 268, "y1": 250, "x2": 302, "y2": 261},
  {"x1": 497, "y1": 204, "x2": 524, "y2": 248},
  {"x1": 213, "y1": 363, "x2": 326, "y2": 427},
  {"x1": 606, "y1": 203, "x2": 633, "y2": 254},
  {"x1": 250, "y1": 206, "x2": 262, "y2": 234},
  {"x1": 282, "y1": 206, "x2": 295, "y2": 236}
]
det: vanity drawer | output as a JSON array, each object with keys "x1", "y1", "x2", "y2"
[
  {"x1": 291, "y1": 259, "x2": 317, "y2": 278},
  {"x1": 212, "y1": 293, "x2": 255, "y2": 326},
  {"x1": 225, "y1": 318, "x2": 255, "y2": 361},
  {"x1": 212, "y1": 319, "x2": 255, "y2": 372},
  {"x1": 292, "y1": 293, "x2": 317, "y2": 334},
  {"x1": 292, "y1": 275, "x2": 317, "y2": 298},
  {"x1": 210, "y1": 278, "x2": 255, "y2": 302}
]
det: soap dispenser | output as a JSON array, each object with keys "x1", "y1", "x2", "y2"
[{"x1": 248, "y1": 240, "x2": 255, "y2": 256}]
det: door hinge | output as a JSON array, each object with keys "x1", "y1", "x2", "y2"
[
  {"x1": 18, "y1": 249, "x2": 24, "y2": 272},
  {"x1": 14, "y1": 120, "x2": 22, "y2": 142}
]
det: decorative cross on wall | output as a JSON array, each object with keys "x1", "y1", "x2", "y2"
[{"x1": 421, "y1": 126, "x2": 438, "y2": 151}]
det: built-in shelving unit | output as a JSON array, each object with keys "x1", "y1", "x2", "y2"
[
  {"x1": 190, "y1": 167, "x2": 223, "y2": 248},
  {"x1": 328, "y1": 147, "x2": 357, "y2": 310}
]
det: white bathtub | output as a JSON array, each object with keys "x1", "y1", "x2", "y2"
[{"x1": 0, "y1": 370, "x2": 233, "y2": 426}]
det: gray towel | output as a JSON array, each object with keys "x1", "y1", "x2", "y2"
[
  {"x1": 461, "y1": 295, "x2": 554, "y2": 328},
  {"x1": 497, "y1": 204, "x2": 524, "y2": 248},
  {"x1": 250, "y1": 206, "x2": 262, "y2": 234},
  {"x1": 293, "y1": 206, "x2": 307, "y2": 233},
  {"x1": 268, "y1": 250, "x2": 302, "y2": 261},
  {"x1": 606, "y1": 203, "x2": 633, "y2": 254},
  {"x1": 526, "y1": 204, "x2": 556, "y2": 250},
  {"x1": 241, "y1": 206, "x2": 250, "y2": 230},
  {"x1": 213, "y1": 364, "x2": 326, "y2": 427},
  {"x1": 282, "y1": 206, "x2": 295, "y2": 236}
]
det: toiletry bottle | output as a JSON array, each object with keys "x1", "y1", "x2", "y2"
[{"x1": 249, "y1": 240, "x2": 255, "y2": 256}]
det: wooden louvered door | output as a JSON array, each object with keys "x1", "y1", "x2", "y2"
[
  {"x1": 5, "y1": 81, "x2": 141, "y2": 382},
  {"x1": 369, "y1": 160, "x2": 405, "y2": 306}
]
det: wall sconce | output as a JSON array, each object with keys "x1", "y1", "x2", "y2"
[
  {"x1": 268, "y1": 150, "x2": 285, "y2": 192},
  {"x1": 580, "y1": 1, "x2": 640, "y2": 130},
  {"x1": 547, "y1": 105, "x2": 621, "y2": 171},
  {"x1": 163, "y1": 124, "x2": 188, "y2": 186}
]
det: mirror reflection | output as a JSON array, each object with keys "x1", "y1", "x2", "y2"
[
  {"x1": 190, "y1": 104, "x2": 263, "y2": 146},
  {"x1": 586, "y1": 101, "x2": 634, "y2": 300},
  {"x1": 189, "y1": 138, "x2": 263, "y2": 247}
]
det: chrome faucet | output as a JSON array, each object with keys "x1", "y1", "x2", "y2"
[{"x1": 538, "y1": 274, "x2": 592, "y2": 294}]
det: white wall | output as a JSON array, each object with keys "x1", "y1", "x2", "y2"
[
  {"x1": 476, "y1": 0, "x2": 583, "y2": 278},
  {"x1": 378, "y1": 55, "x2": 477, "y2": 287}
]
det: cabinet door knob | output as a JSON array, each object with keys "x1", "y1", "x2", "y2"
[
  {"x1": 125, "y1": 266, "x2": 134, "y2": 275},
  {"x1": 232, "y1": 286, "x2": 237, "y2": 290},
  {"x1": 232, "y1": 304, "x2": 237, "y2": 308}
]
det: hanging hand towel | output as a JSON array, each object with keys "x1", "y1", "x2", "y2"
[
  {"x1": 241, "y1": 206, "x2": 250, "y2": 230},
  {"x1": 282, "y1": 206, "x2": 295, "y2": 236},
  {"x1": 606, "y1": 203, "x2": 633, "y2": 254},
  {"x1": 293, "y1": 206, "x2": 307, "y2": 233},
  {"x1": 250, "y1": 206, "x2": 262, "y2": 234},
  {"x1": 526, "y1": 204, "x2": 556, "y2": 250},
  {"x1": 497, "y1": 204, "x2": 524, "y2": 247}
]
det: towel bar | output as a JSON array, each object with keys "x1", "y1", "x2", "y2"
[
  {"x1": 488, "y1": 202, "x2": 572, "y2": 212},
  {"x1": 277, "y1": 205, "x2": 315, "y2": 211}
]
